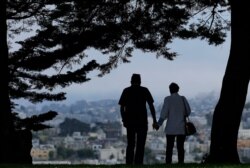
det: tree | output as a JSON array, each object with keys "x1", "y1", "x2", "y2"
[
  {"x1": 77, "y1": 149, "x2": 97, "y2": 159},
  {"x1": 11, "y1": 111, "x2": 58, "y2": 164},
  {"x1": 1, "y1": 1, "x2": 74, "y2": 163},
  {"x1": 0, "y1": 0, "x2": 13, "y2": 163},
  {"x1": 59, "y1": 118, "x2": 90, "y2": 136},
  {"x1": 2, "y1": 1, "x2": 202, "y2": 163},
  {"x1": 57, "y1": 146, "x2": 75, "y2": 159},
  {"x1": 206, "y1": 0, "x2": 250, "y2": 163}
]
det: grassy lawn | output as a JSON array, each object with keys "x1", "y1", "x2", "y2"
[{"x1": 1, "y1": 163, "x2": 250, "y2": 168}]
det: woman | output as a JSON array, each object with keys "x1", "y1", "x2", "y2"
[{"x1": 156, "y1": 82, "x2": 191, "y2": 164}]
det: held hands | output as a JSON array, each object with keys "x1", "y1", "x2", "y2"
[{"x1": 152, "y1": 122, "x2": 159, "y2": 131}]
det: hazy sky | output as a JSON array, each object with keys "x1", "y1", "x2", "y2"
[{"x1": 62, "y1": 36, "x2": 233, "y2": 103}]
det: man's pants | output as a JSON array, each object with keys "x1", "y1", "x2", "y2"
[
  {"x1": 126, "y1": 126, "x2": 147, "y2": 164},
  {"x1": 166, "y1": 135, "x2": 186, "y2": 164}
]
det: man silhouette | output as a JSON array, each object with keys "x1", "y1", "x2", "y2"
[{"x1": 118, "y1": 73, "x2": 157, "y2": 165}]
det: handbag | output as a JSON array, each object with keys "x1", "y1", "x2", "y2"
[
  {"x1": 182, "y1": 96, "x2": 197, "y2": 136},
  {"x1": 185, "y1": 117, "x2": 196, "y2": 136}
]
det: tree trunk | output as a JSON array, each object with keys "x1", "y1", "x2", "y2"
[
  {"x1": 0, "y1": 0, "x2": 15, "y2": 163},
  {"x1": 207, "y1": 0, "x2": 250, "y2": 163}
]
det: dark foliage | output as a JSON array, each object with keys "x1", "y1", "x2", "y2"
[
  {"x1": 13, "y1": 110, "x2": 58, "y2": 131},
  {"x1": 59, "y1": 118, "x2": 90, "y2": 136},
  {"x1": 7, "y1": 0, "x2": 230, "y2": 104}
]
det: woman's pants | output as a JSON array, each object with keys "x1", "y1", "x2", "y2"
[{"x1": 166, "y1": 135, "x2": 186, "y2": 164}]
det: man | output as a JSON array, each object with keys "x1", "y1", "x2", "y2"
[
  {"x1": 156, "y1": 82, "x2": 191, "y2": 164},
  {"x1": 118, "y1": 73, "x2": 158, "y2": 165}
]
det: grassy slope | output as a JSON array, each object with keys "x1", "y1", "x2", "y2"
[{"x1": 1, "y1": 163, "x2": 250, "y2": 168}]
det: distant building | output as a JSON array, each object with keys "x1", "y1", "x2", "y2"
[
  {"x1": 238, "y1": 129, "x2": 250, "y2": 139},
  {"x1": 33, "y1": 160, "x2": 71, "y2": 165},
  {"x1": 63, "y1": 134, "x2": 86, "y2": 150},
  {"x1": 99, "y1": 146, "x2": 125, "y2": 164},
  {"x1": 148, "y1": 137, "x2": 165, "y2": 152},
  {"x1": 31, "y1": 144, "x2": 56, "y2": 161},
  {"x1": 102, "y1": 122, "x2": 122, "y2": 140},
  {"x1": 92, "y1": 144, "x2": 103, "y2": 151}
]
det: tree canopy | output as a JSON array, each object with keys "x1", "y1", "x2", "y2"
[{"x1": 8, "y1": 0, "x2": 230, "y2": 103}]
